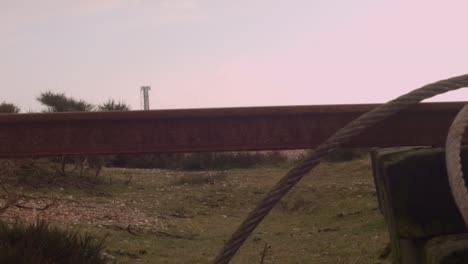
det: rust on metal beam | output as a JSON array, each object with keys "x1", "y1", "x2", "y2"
[{"x1": 0, "y1": 102, "x2": 466, "y2": 158}]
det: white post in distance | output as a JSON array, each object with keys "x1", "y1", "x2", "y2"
[{"x1": 140, "y1": 86, "x2": 151, "y2": 110}]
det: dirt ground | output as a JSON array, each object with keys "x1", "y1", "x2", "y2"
[{"x1": 0, "y1": 157, "x2": 389, "y2": 264}]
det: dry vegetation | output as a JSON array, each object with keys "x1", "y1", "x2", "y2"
[{"x1": 0, "y1": 154, "x2": 389, "y2": 263}]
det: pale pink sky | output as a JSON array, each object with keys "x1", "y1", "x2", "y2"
[{"x1": 1, "y1": 0, "x2": 468, "y2": 111}]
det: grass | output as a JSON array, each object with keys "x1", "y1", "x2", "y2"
[
  {"x1": 0, "y1": 157, "x2": 389, "y2": 263},
  {"x1": 0, "y1": 220, "x2": 108, "y2": 264},
  {"x1": 173, "y1": 172, "x2": 227, "y2": 186}
]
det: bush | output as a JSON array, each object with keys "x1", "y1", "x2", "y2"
[
  {"x1": 37, "y1": 91, "x2": 94, "y2": 112},
  {"x1": 0, "y1": 220, "x2": 109, "y2": 264},
  {"x1": 110, "y1": 153, "x2": 182, "y2": 169},
  {"x1": 0, "y1": 102, "x2": 20, "y2": 113},
  {"x1": 110, "y1": 151, "x2": 288, "y2": 170},
  {"x1": 178, "y1": 152, "x2": 287, "y2": 170}
]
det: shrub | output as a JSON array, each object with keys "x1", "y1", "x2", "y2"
[
  {"x1": 98, "y1": 100, "x2": 131, "y2": 111},
  {"x1": 0, "y1": 220, "x2": 109, "y2": 264},
  {"x1": 111, "y1": 151, "x2": 288, "y2": 170},
  {"x1": 37, "y1": 91, "x2": 94, "y2": 112},
  {"x1": 0, "y1": 102, "x2": 20, "y2": 113},
  {"x1": 179, "y1": 151, "x2": 288, "y2": 170}
]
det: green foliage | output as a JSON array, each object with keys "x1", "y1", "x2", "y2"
[
  {"x1": 111, "y1": 151, "x2": 288, "y2": 170},
  {"x1": 0, "y1": 102, "x2": 20, "y2": 113},
  {"x1": 98, "y1": 99, "x2": 131, "y2": 111},
  {"x1": 0, "y1": 220, "x2": 109, "y2": 264},
  {"x1": 37, "y1": 91, "x2": 94, "y2": 112},
  {"x1": 178, "y1": 152, "x2": 287, "y2": 170}
]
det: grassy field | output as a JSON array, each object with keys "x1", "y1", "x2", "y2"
[{"x1": 0, "y1": 157, "x2": 389, "y2": 263}]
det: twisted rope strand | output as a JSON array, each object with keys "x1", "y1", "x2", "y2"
[
  {"x1": 446, "y1": 103, "x2": 468, "y2": 225},
  {"x1": 214, "y1": 74, "x2": 468, "y2": 264}
]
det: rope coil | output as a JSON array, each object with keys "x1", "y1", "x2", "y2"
[
  {"x1": 214, "y1": 74, "x2": 468, "y2": 263},
  {"x1": 446, "y1": 104, "x2": 468, "y2": 225}
]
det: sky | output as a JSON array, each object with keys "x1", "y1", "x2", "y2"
[{"x1": 1, "y1": 0, "x2": 468, "y2": 111}]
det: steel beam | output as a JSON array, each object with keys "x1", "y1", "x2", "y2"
[{"x1": 0, "y1": 102, "x2": 466, "y2": 158}]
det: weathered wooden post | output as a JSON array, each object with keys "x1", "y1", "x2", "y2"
[{"x1": 372, "y1": 147, "x2": 468, "y2": 263}]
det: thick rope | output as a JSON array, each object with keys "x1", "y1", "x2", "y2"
[
  {"x1": 213, "y1": 74, "x2": 468, "y2": 264},
  {"x1": 446, "y1": 104, "x2": 468, "y2": 225}
]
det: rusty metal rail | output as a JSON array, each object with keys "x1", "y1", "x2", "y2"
[{"x1": 0, "y1": 102, "x2": 466, "y2": 158}]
